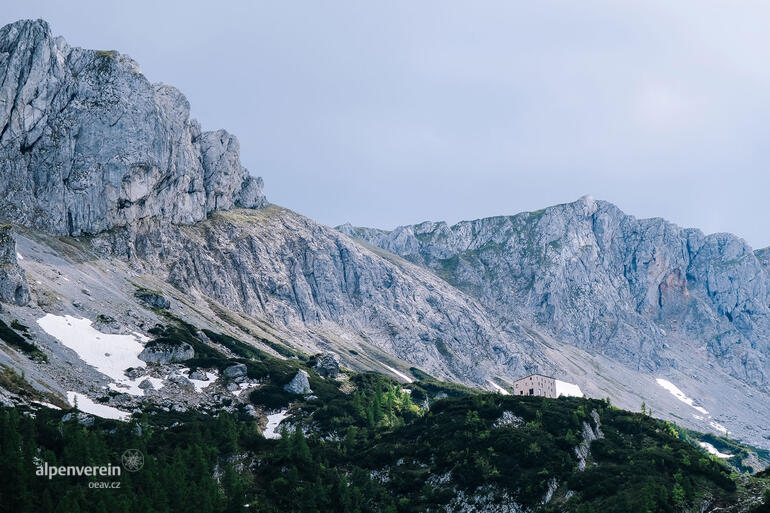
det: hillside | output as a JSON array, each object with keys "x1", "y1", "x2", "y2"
[
  {"x1": 338, "y1": 197, "x2": 770, "y2": 448},
  {"x1": 0, "y1": 19, "x2": 769, "y2": 504},
  {"x1": 1, "y1": 351, "x2": 768, "y2": 512}
]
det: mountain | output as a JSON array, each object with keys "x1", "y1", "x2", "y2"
[
  {"x1": 0, "y1": 19, "x2": 265, "y2": 236},
  {"x1": 0, "y1": 18, "x2": 769, "y2": 512},
  {"x1": 0, "y1": 19, "x2": 545, "y2": 407},
  {"x1": 0, "y1": 18, "x2": 769, "y2": 457},
  {"x1": 338, "y1": 196, "x2": 770, "y2": 389},
  {"x1": 339, "y1": 197, "x2": 770, "y2": 447}
]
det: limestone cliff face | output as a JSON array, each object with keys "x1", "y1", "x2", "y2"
[
  {"x1": 91, "y1": 206, "x2": 547, "y2": 385},
  {"x1": 339, "y1": 196, "x2": 770, "y2": 391},
  {"x1": 0, "y1": 19, "x2": 265, "y2": 236}
]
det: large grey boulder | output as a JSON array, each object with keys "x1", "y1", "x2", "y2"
[
  {"x1": 223, "y1": 363, "x2": 248, "y2": 379},
  {"x1": 313, "y1": 352, "x2": 340, "y2": 378},
  {"x1": 138, "y1": 341, "x2": 194, "y2": 364},
  {"x1": 0, "y1": 19, "x2": 266, "y2": 237},
  {"x1": 0, "y1": 226, "x2": 29, "y2": 305},
  {"x1": 135, "y1": 290, "x2": 171, "y2": 310},
  {"x1": 284, "y1": 370, "x2": 312, "y2": 395}
]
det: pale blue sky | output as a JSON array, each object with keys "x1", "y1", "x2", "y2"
[{"x1": 6, "y1": 1, "x2": 770, "y2": 248}]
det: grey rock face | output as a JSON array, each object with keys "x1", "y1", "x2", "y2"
[
  {"x1": 135, "y1": 290, "x2": 170, "y2": 309},
  {"x1": 284, "y1": 370, "x2": 312, "y2": 395},
  {"x1": 114, "y1": 207, "x2": 545, "y2": 385},
  {"x1": 138, "y1": 341, "x2": 194, "y2": 364},
  {"x1": 0, "y1": 226, "x2": 29, "y2": 305},
  {"x1": 313, "y1": 352, "x2": 340, "y2": 378},
  {"x1": 223, "y1": 363, "x2": 248, "y2": 379},
  {"x1": 340, "y1": 196, "x2": 770, "y2": 391},
  {"x1": 0, "y1": 19, "x2": 266, "y2": 236}
]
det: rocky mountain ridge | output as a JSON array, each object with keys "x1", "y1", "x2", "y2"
[
  {"x1": 338, "y1": 196, "x2": 770, "y2": 394},
  {"x1": 0, "y1": 19, "x2": 265, "y2": 236},
  {"x1": 0, "y1": 19, "x2": 769, "y2": 450}
]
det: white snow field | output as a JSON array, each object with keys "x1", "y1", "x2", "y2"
[
  {"x1": 263, "y1": 409, "x2": 290, "y2": 439},
  {"x1": 655, "y1": 378, "x2": 709, "y2": 415},
  {"x1": 38, "y1": 314, "x2": 156, "y2": 396},
  {"x1": 698, "y1": 441, "x2": 732, "y2": 459},
  {"x1": 555, "y1": 380, "x2": 584, "y2": 397},
  {"x1": 66, "y1": 392, "x2": 130, "y2": 421}
]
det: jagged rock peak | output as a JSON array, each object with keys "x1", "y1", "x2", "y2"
[{"x1": 0, "y1": 19, "x2": 267, "y2": 236}]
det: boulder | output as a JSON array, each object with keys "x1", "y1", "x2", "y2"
[
  {"x1": 284, "y1": 370, "x2": 312, "y2": 395},
  {"x1": 138, "y1": 341, "x2": 194, "y2": 364},
  {"x1": 223, "y1": 363, "x2": 247, "y2": 379},
  {"x1": 138, "y1": 379, "x2": 155, "y2": 391},
  {"x1": 168, "y1": 374, "x2": 193, "y2": 390},
  {"x1": 243, "y1": 404, "x2": 258, "y2": 418},
  {"x1": 135, "y1": 290, "x2": 171, "y2": 309},
  {"x1": 313, "y1": 352, "x2": 340, "y2": 378},
  {"x1": 189, "y1": 369, "x2": 209, "y2": 381},
  {"x1": 125, "y1": 367, "x2": 145, "y2": 379}
]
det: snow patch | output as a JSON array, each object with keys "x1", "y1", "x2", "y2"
[
  {"x1": 16, "y1": 252, "x2": 23, "y2": 260},
  {"x1": 383, "y1": 365, "x2": 413, "y2": 383},
  {"x1": 487, "y1": 380, "x2": 510, "y2": 395},
  {"x1": 263, "y1": 409, "x2": 290, "y2": 439},
  {"x1": 709, "y1": 421, "x2": 728, "y2": 435},
  {"x1": 38, "y1": 314, "x2": 151, "y2": 396},
  {"x1": 67, "y1": 392, "x2": 130, "y2": 421},
  {"x1": 32, "y1": 401, "x2": 61, "y2": 410},
  {"x1": 555, "y1": 380, "x2": 584, "y2": 398},
  {"x1": 655, "y1": 378, "x2": 709, "y2": 414},
  {"x1": 698, "y1": 441, "x2": 732, "y2": 458}
]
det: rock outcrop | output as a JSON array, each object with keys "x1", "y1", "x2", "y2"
[
  {"x1": 284, "y1": 370, "x2": 312, "y2": 395},
  {"x1": 0, "y1": 225, "x2": 29, "y2": 305},
  {"x1": 340, "y1": 196, "x2": 770, "y2": 391},
  {"x1": 0, "y1": 19, "x2": 266, "y2": 236},
  {"x1": 108, "y1": 206, "x2": 546, "y2": 386},
  {"x1": 134, "y1": 290, "x2": 171, "y2": 310},
  {"x1": 138, "y1": 341, "x2": 194, "y2": 364},
  {"x1": 223, "y1": 363, "x2": 247, "y2": 380},
  {"x1": 313, "y1": 352, "x2": 340, "y2": 378}
]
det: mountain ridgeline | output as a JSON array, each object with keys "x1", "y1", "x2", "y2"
[
  {"x1": 339, "y1": 197, "x2": 770, "y2": 393},
  {"x1": 0, "y1": 17, "x2": 769, "y2": 496}
]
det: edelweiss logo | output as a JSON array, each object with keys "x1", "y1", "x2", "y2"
[{"x1": 121, "y1": 449, "x2": 144, "y2": 472}]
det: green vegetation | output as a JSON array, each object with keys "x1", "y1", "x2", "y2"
[
  {"x1": 2, "y1": 387, "x2": 763, "y2": 513},
  {"x1": 10, "y1": 319, "x2": 29, "y2": 333},
  {"x1": 0, "y1": 319, "x2": 47, "y2": 362},
  {"x1": 0, "y1": 318, "x2": 765, "y2": 512},
  {"x1": 94, "y1": 49, "x2": 118, "y2": 59}
]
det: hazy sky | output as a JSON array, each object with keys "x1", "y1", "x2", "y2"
[{"x1": 6, "y1": 1, "x2": 770, "y2": 248}]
